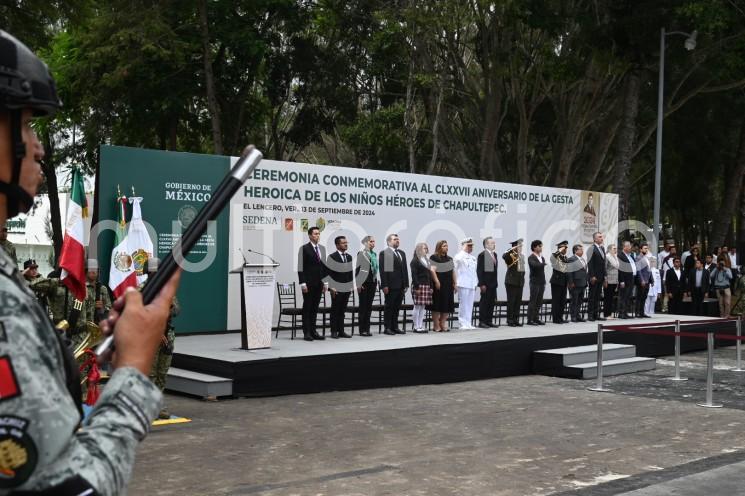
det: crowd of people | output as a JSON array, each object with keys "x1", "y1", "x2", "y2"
[{"x1": 296, "y1": 227, "x2": 745, "y2": 341}]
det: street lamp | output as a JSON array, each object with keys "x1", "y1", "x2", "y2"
[{"x1": 653, "y1": 27, "x2": 697, "y2": 255}]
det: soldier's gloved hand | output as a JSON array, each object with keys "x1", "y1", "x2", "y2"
[{"x1": 98, "y1": 269, "x2": 182, "y2": 375}]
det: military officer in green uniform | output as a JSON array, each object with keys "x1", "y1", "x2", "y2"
[
  {"x1": 502, "y1": 238, "x2": 526, "y2": 327},
  {"x1": 85, "y1": 259, "x2": 112, "y2": 324},
  {"x1": 28, "y1": 268, "x2": 90, "y2": 348},
  {"x1": 0, "y1": 223, "x2": 16, "y2": 266},
  {"x1": 140, "y1": 259, "x2": 180, "y2": 419},
  {"x1": 0, "y1": 30, "x2": 182, "y2": 494}
]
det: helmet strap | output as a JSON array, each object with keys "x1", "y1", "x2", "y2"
[{"x1": 0, "y1": 109, "x2": 34, "y2": 217}]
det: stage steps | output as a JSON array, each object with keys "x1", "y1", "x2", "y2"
[
  {"x1": 165, "y1": 367, "x2": 233, "y2": 399},
  {"x1": 533, "y1": 344, "x2": 656, "y2": 379}
]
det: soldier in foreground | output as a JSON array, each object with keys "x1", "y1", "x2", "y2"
[{"x1": 0, "y1": 30, "x2": 181, "y2": 495}]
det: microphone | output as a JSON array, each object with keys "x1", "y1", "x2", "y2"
[
  {"x1": 238, "y1": 248, "x2": 249, "y2": 265},
  {"x1": 247, "y1": 248, "x2": 279, "y2": 265}
]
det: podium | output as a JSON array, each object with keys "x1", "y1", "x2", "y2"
[{"x1": 233, "y1": 263, "x2": 279, "y2": 350}]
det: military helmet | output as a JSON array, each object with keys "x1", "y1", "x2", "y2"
[{"x1": 0, "y1": 30, "x2": 61, "y2": 116}]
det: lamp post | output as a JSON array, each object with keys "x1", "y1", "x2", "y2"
[{"x1": 653, "y1": 27, "x2": 697, "y2": 255}]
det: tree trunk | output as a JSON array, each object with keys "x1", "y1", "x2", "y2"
[
  {"x1": 198, "y1": 0, "x2": 223, "y2": 155},
  {"x1": 738, "y1": 187, "x2": 745, "y2": 266},
  {"x1": 710, "y1": 120, "x2": 745, "y2": 248},
  {"x1": 41, "y1": 130, "x2": 63, "y2": 266},
  {"x1": 613, "y1": 71, "x2": 641, "y2": 222},
  {"x1": 426, "y1": 81, "x2": 444, "y2": 175},
  {"x1": 404, "y1": 51, "x2": 417, "y2": 174}
]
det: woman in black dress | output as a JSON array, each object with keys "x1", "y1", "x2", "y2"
[{"x1": 429, "y1": 240, "x2": 456, "y2": 331}]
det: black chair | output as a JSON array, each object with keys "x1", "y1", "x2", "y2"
[{"x1": 275, "y1": 282, "x2": 303, "y2": 339}]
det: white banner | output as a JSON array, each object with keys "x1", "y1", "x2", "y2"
[{"x1": 226, "y1": 160, "x2": 618, "y2": 329}]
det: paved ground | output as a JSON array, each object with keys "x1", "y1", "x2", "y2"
[{"x1": 130, "y1": 346, "x2": 745, "y2": 496}]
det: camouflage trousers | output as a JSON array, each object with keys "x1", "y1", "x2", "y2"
[{"x1": 149, "y1": 328, "x2": 175, "y2": 392}]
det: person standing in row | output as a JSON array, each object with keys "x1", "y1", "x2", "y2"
[
  {"x1": 297, "y1": 226, "x2": 327, "y2": 341},
  {"x1": 603, "y1": 244, "x2": 619, "y2": 318},
  {"x1": 586, "y1": 231, "x2": 606, "y2": 321},
  {"x1": 380, "y1": 233, "x2": 409, "y2": 335},
  {"x1": 84, "y1": 259, "x2": 113, "y2": 324},
  {"x1": 476, "y1": 236, "x2": 499, "y2": 328},
  {"x1": 550, "y1": 241, "x2": 569, "y2": 324},
  {"x1": 327, "y1": 235, "x2": 353, "y2": 339},
  {"x1": 687, "y1": 258, "x2": 710, "y2": 316},
  {"x1": 355, "y1": 235, "x2": 378, "y2": 337},
  {"x1": 567, "y1": 244, "x2": 588, "y2": 322},
  {"x1": 665, "y1": 257, "x2": 686, "y2": 314},
  {"x1": 527, "y1": 240, "x2": 546, "y2": 326},
  {"x1": 0, "y1": 222, "x2": 16, "y2": 266},
  {"x1": 617, "y1": 241, "x2": 636, "y2": 319},
  {"x1": 710, "y1": 259, "x2": 734, "y2": 318},
  {"x1": 430, "y1": 240, "x2": 455, "y2": 332},
  {"x1": 635, "y1": 242, "x2": 653, "y2": 318},
  {"x1": 410, "y1": 242, "x2": 434, "y2": 333},
  {"x1": 454, "y1": 237, "x2": 478, "y2": 330},
  {"x1": 503, "y1": 239, "x2": 525, "y2": 327},
  {"x1": 644, "y1": 258, "x2": 661, "y2": 317}
]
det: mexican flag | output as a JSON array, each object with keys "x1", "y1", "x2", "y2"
[
  {"x1": 59, "y1": 168, "x2": 88, "y2": 301},
  {"x1": 108, "y1": 193, "x2": 138, "y2": 298}
]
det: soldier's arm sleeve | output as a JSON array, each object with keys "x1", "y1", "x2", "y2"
[{"x1": 28, "y1": 276, "x2": 58, "y2": 295}]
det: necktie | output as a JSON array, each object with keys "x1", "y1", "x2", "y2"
[
  {"x1": 491, "y1": 251, "x2": 496, "y2": 265},
  {"x1": 394, "y1": 249, "x2": 401, "y2": 261},
  {"x1": 314, "y1": 245, "x2": 320, "y2": 262}
]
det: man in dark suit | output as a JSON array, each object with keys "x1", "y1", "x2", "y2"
[
  {"x1": 567, "y1": 244, "x2": 588, "y2": 322},
  {"x1": 379, "y1": 233, "x2": 409, "y2": 335},
  {"x1": 686, "y1": 258, "x2": 711, "y2": 316},
  {"x1": 550, "y1": 241, "x2": 569, "y2": 324},
  {"x1": 617, "y1": 241, "x2": 636, "y2": 319},
  {"x1": 476, "y1": 236, "x2": 499, "y2": 328},
  {"x1": 527, "y1": 240, "x2": 547, "y2": 325},
  {"x1": 355, "y1": 235, "x2": 378, "y2": 337},
  {"x1": 586, "y1": 232, "x2": 607, "y2": 321},
  {"x1": 502, "y1": 239, "x2": 526, "y2": 327},
  {"x1": 297, "y1": 226, "x2": 327, "y2": 341},
  {"x1": 665, "y1": 257, "x2": 685, "y2": 315},
  {"x1": 327, "y1": 235, "x2": 353, "y2": 339},
  {"x1": 635, "y1": 242, "x2": 653, "y2": 318}
]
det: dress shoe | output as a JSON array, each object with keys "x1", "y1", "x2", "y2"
[
  {"x1": 339, "y1": 332, "x2": 352, "y2": 338},
  {"x1": 330, "y1": 333, "x2": 339, "y2": 339},
  {"x1": 643, "y1": 314, "x2": 652, "y2": 318},
  {"x1": 536, "y1": 321, "x2": 545, "y2": 326},
  {"x1": 597, "y1": 317, "x2": 607, "y2": 321},
  {"x1": 478, "y1": 323, "x2": 491, "y2": 329},
  {"x1": 394, "y1": 329, "x2": 406, "y2": 335},
  {"x1": 311, "y1": 332, "x2": 325, "y2": 340},
  {"x1": 514, "y1": 322, "x2": 523, "y2": 327},
  {"x1": 413, "y1": 329, "x2": 427, "y2": 333},
  {"x1": 553, "y1": 320, "x2": 563, "y2": 325},
  {"x1": 571, "y1": 319, "x2": 578, "y2": 323},
  {"x1": 303, "y1": 335, "x2": 314, "y2": 341},
  {"x1": 577, "y1": 318, "x2": 586, "y2": 322},
  {"x1": 383, "y1": 329, "x2": 396, "y2": 335},
  {"x1": 527, "y1": 321, "x2": 539, "y2": 326},
  {"x1": 618, "y1": 314, "x2": 629, "y2": 319},
  {"x1": 360, "y1": 331, "x2": 372, "y2": 337},
  {"x1": 588, "y1": 318, "x2": 596, "y2": 322}
]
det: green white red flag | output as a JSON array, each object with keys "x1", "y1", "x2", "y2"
[
  {"x1": 59, "y1": 168, "x2": 88, "y2": 301},
  {"x1": 108, "y1": 193, "x2": 138, "y2": 297}
]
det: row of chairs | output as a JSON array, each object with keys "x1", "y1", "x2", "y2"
[{"x1": 275, "y1": 282, "x2": 616, "y2": 339}]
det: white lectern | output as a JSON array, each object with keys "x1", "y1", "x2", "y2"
[{"x1": 235, "y1": 263, "x2": 279, "y2": 350}]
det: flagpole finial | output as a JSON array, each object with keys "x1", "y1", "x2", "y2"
[
  {"x1": 131, "y1": 185, "x2": 136, "y2": 196},
  {"x1": 117, "y1": 184, "x2": 121, "y2": 199}
]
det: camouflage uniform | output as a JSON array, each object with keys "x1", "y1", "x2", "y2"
[
  {"x1": 85, "y1": 280, "x2": 113, "y2": 325},
  {"x1": 28, "y1": 277, "x2": 90, "y2": 349},
  {"x1": 148, "y1": 296, "x2": 179, "y2": 392},
  {"x1": 0, "y1": 239, "x2": 16, "y2": 267},
  {"x1": 0, "y1": 248, "x2": 163, "y2": 495}
]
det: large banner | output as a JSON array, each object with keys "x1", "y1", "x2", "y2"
[{"x1": 97, "y1": 146, "x2": 618, "y2": 334}]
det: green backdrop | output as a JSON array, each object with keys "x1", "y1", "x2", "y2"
[{"x1": 96, "y1": 146, "x2": 231, "y2": 334}]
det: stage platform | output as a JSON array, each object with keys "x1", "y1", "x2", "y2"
[{"x1": 169, "y1": 314, "x2": 723, "y2": 398}]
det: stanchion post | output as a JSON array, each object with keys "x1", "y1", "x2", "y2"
[
  {"x1": 697, "y1": 331, "x2": 723, "y2": 408},
  {"x1": 588, "y1": 323, "x2": 611, "y2": 392},
  {"x1": 734, "y1": 316, "x2": 744, "y2": 372},
  {"x1": 667, "y1": 319, "x2": 687, "y2": 381}
]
